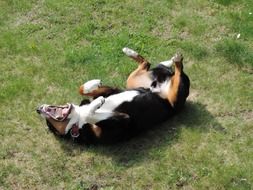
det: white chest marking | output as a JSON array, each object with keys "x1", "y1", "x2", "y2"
[
  {"x1": 98, "y1": 91, "x2": 140, "y2": 112},
  {"x1": 150, "y1": 80, "x2": 171, "y2": 99}
]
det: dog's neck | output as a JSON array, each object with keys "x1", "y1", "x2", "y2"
[
  {"x1": 65, "y1": 104, "x2": 87, "y2": 134},
  {"x1": 70, "y1": 104, "x2": 114, "y2": 129},
  {"x1": 72, "y1": 104, "x2": 90, "y2": 128}
]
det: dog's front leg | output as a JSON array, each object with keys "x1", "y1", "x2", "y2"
[
  {"x1": 88, "y1": 96, "x2": 105, "y2": 113},
  {"x1": 84, "y1": 96, "x2": 112, "y2": 124}
]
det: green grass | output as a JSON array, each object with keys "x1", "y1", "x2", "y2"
[{"x1": 1, "y1": 0, "x2": 253, "y2": 189}]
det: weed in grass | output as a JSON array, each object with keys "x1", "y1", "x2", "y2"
[{"x1": 229, "y1": 11, "x2": 253, "y2": 40}]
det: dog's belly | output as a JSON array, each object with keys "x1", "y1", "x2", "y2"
[{"x1": 127, "y1": 73, "x2": 152, "y2": 89}]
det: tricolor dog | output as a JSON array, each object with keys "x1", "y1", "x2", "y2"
[{"x1": 37, "y1": 48, "x2": 190, "y2": 144}]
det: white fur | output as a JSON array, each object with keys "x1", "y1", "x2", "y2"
[
  {"x1": 150, "y1": 80, "x2": 171, "y2": 99},
  {"x1": 65, "y1": 96, "x2": 106, "y2": 133},
  {"x1": 159, "y1": 56, "x2": 175, "y2": 67},
  {"x1": 122, "y1": 47, "x2": 138, "y2": 58},
  {"x1": 159, "y1": 60, "x2": 174, "y2": 67},
  {"x1": 160, "y1": 80, "x2": 171, "y2": 99},
  {"x1": 98, "y1": 90, "x2": 139, "y2": 112},
  {"x1": 82, "y1": 79, "x2": 101, "y2": 93},
  {"x1": 65, "y1": 90, "x2": 140, "y2": 133}
]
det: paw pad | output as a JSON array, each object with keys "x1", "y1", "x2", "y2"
[{"x1": 173, "y1": 53, "x2": 183, "y2": 63}]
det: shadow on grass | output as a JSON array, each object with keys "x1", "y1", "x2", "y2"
[{"x1": 58, "y1": 101, "x2": 223, "y2": 167}]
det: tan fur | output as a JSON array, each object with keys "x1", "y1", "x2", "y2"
[
  {"x1": 127, "y1": 53, "x2": 184, "y2": 107},
  {"x1": 79, "y1": 86, "x2": 114, "y2": 97},
  {"x1": 126, "y1": 61, "x2": 152, "y2": 89},
  {"x1": 46, "y1": 118, "x2": 69, "y2": 135},
  {"x1": 131, "y1": 55, "x2": 146, "y2": 64},
  {"x1": 167, "y1": 61, "x2": 182, "y2": 107},
  {"x1": 91, "y1": 125, "x2": 102, "y2": 138}
]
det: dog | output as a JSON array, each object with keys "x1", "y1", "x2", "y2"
[{"x1": 37, "y1": 48, "x2": 190, "y2": 144}]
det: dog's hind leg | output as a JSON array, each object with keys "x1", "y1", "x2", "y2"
[
  {"x1": 123, "y1": 47, "x2": 152, "y2": 89},
  {"x1": 126, "y1": 61, "x2": 152, "y2": 89},
  {"x1": 122, "y1": 47, "x2": 149, "y2": 65},
  {"x1": 79, "y1": 80, "x2": 121, "y2": 99}
]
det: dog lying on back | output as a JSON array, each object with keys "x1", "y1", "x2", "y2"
[{"x1": 37, "y1": 48, "x2": 190, "y2": 144}]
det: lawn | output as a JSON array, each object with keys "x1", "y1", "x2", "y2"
[{"x1": 0, "y1": 0, "x2": 253, "y2": 189}]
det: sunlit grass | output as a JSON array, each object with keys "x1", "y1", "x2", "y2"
[{"x1": 0, "y1": 0, "x2": 252, "y2": 189}]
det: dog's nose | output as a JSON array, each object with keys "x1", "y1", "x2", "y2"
[{"x1": 36, "y1": 108, "x2": 41, "y2": 114}]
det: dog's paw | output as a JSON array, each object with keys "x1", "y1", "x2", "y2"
[
  {"x1": 80, "y1": 79, "x2": 101, "y2": 95},
  {"x1": 91, "y1": 96, "x2": 105, "y2": 111},
  {"x1": 173, "y1": 53, "x2": 183, "y2": 63},
  {"x1": 122, "y1": 47, "x2": 138, "y2": 58}
]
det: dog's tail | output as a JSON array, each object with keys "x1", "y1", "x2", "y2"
[{"x1": 122, "y1": 47, "x2": 148, "y2": 64}]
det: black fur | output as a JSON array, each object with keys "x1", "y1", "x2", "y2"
[
  {"x1": 46, "y1": 64, "x2": 190, "y2": 144},
  {"x1": 71, "y1": 88, "x2": 174, "y2": 144},
  {"x1": 174, "y1": 73, "x2": 190, "y2": 111},
  {"x1": 150, "y1": 64, "x2": 174, "y2": 83}
]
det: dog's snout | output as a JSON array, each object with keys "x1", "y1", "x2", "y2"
[
  {"x1": 36, "y1": 108, "x2": 41, "y2": 114},
  {"x1": 36, "y1": 105, "x2": 44, "y2": 114}
]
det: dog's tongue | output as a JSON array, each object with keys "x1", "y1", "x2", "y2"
[
  {"x1": 54, "y1": 108, "x2": 68, "y2": 119},
  {"x1": 62, "y1": 108, "x2": 69, "y2": 117}
]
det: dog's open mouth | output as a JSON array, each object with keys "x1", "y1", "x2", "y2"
[{"x1": 37, "y1": 104, "x2": 72, "y2": 121}]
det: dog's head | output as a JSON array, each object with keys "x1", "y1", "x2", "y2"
[{"x1": 36, "y1": 104, "x2": 78, "y2": 136}]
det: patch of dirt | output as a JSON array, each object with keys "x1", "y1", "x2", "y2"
[
  {"x1": 242, "y1": 110, "x2": 253, "y2": 122},
  {"x1": 78, "y1": 39, "x2": 92, "y2": 48},
  {"x1": 179, "y1": 29, "x2": 190, "y2": 40},
  {"x1": 151, "y1": 20, "x2": 172, "y2": 40},
  {"x1": 14, "y1": 0, "x2": 47, "y2": 27},
  {"x1": 242, "y1": 67, "x2": 253, "y2": 74},
  {"x1": 215, "y1": 110, "x2": 253, "y2": 122},
  {"x1": 185, "y1": 60, "x2": 195, "y2": 67},
  {"x1": 188, "y1": 89, "x2": 199, "y2": 101}
]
